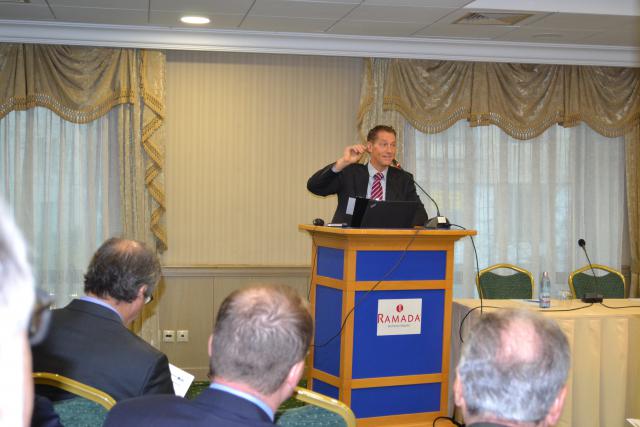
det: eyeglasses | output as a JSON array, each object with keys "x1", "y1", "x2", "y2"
[
  {"x1": 144, "y1": 294, "x2": 154, "y2": 305},
  {"x1": 29, "y1": 289, "x2": 53, "y2": 346}
]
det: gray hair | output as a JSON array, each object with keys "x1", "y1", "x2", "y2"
[
  {"x1": 84, "y1": 237, "x2": 161, "y2": 302},
  {"x1": 210, "y1": 284, "x2": 313, "y2": 395},
  {"x1": 457, "y1": 309, "x2": 570, "y2": 423},
  {"x1": 0, "y1": 202, "x2": 35, "y2": 426}
]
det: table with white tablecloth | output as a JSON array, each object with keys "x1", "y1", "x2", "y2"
[{"x1": 450, "y1": 299, "x2": 640, "y2": 427}]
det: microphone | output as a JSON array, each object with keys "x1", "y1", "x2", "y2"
[
  {"x1": 392, "y1": 159, "x2": 450, "y2": 229},
  {"x1": 578, "y1": 238, "x2": 603, "y2": 303}
]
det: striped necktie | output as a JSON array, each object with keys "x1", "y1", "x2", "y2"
[{"x1": 370, "y1": 172, "x2": 384, "y2": 200}]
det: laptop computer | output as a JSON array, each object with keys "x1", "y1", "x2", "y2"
[{"x1": 349, "y1": 197, "x2": 418, "y2": 228}]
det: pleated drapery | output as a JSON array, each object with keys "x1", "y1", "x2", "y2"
[
  {"x1": 359, "y1": 58, "x2": 640, "y2": 296},
  {"x1": 0, "y1": 44, "x2": 167, "y2": 252}
]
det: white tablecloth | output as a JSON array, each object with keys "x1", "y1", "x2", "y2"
[{"x1": 450, "y1": 299, "x2": 640, "y2": 427}]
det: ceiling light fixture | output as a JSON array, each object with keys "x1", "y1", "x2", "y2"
[{"x1": 180, "y1": 16, "x2": 211, "y2": 25}]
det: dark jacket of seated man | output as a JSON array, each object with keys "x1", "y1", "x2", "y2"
[
  {"x1": 104, "y1": 284, "x2": 313, "y2": 427},
  {"x1": 32, "y1": 238, "x2": 174, "y2": 402}
]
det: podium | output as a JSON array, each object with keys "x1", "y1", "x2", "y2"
[{"x1": 299, "y1": 225, "x2": 475, "y2": 426}]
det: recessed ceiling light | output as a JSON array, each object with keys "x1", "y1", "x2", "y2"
[{"x1": 180, "y1": 16, "x2": 210, "y2": 25}]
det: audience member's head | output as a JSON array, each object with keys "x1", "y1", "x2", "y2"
[
  {"x1": 0, "y1": 203, "x2": 35, "y2": 426},
  {"x1": 454, "y1": 309, "x2": 570, "y2": 427},
  {"x1": 209, "y1": 284, "x2": 313, "y2": 410},
  {"x1": 84, "y1": 237, "x2": 161, "y2": 324}
]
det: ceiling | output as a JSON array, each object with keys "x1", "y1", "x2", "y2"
[{"x1": 0, "y1": 0, "x2": 639, "y2": 66}]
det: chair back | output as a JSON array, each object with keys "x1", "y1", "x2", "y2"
[
  {"x1": 277, "y1": 387, "x2": 356, "y2": 427},
  {"x1": 33, "y1": 372, "x2": 115, "y2": 427},
  {"x1": 476, "y1": 264, "x2": 534, "y2": 299},
  {"x1": 569, "y1": 264, "x2": 625, "y2": 298}
]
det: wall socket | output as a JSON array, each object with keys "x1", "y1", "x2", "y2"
[
  {"x1": 177, "y1": 330, "x2": 189, "y2": 342},
  {"x1": 162, "y1": 330, "x2": 176, "y2": 342}
]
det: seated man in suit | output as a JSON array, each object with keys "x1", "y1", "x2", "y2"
[
  {"x1": 104, "y1": 284, "x2": 313, "y2": 427},
  {"x1": 307, "y1": 124, "x2": 428, "y2": 226},
  {"x1": 454, "y1": 309, "x2": 570, "y2": 427},
  {"x1": 0, "y1": 203, "x2": 36, "y2": 427},
  {"x1": 32, "y1": 237, "x2": 174, "y2": 401}
]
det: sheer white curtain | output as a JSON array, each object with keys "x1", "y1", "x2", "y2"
[
  {"x1": 404, "y1": 121, "x2": 626, "y2": 297},
  {"x1": 0, "y1": 107, "x2": 122, "y2": 307}
]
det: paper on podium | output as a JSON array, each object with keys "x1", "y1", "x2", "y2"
[
  {"x1": 169, "y1": 363, "x2": 194, "y2": 397},
  {"x1": 627, "y1": 419, "x2": 640, "y2": 427}
]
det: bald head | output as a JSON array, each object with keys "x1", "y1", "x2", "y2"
[
  {"x1": 84, "y1": 237, "x2": 160, "y2": 303},
  {"x1": 456, "y1": 309, "x2": 570, "y2": 425},
  {"x1": 210, "y1": 284, "x2": 313, "y2": 395}
]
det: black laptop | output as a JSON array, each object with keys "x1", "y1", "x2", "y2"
[{"x1": 349, "y1": 197, "x2": 418, "y2": 228}]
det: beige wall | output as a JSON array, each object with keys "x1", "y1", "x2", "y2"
[
  {"x1": 162, "y1": 51, "x2": 363, "y2": 266},
  {"x1": 157, "y1": 267, "x2": 310, "y2": 379},
  {"x1": 156, "y1": 51, "x2": 363, "y2": 377}
]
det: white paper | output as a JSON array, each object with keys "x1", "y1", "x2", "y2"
[
  {"x1": 377, "y1": 298, "x2": 422, "y2": 336},
  {"x1": 169, "y1": 363, "x2": 195, "y2": 397},
  {"x1": 346, "y1": 197, "x2": 356, "y2": 215},
  {"x1": 627, "y1": 419, "x2": 640, "y2": 427}
]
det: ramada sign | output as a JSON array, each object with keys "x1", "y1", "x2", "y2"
[{"x1": 377, "y1": 298, "x2": 422, "y2": 336}]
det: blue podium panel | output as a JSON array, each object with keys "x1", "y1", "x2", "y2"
[
  {"x1": 351, "y1": 383, "x2": 441, "y2": 418},
  {"x1": 355, "y1": 250, "x2": 447, "y2": 281},
  {"x1": 313, "y1": 285, "x2": 343, "y2": 377},
  {"x1": 352, "y1": 289, "x2": 445, "y2": 378},
  {"x1": 312, "y1": 379, "x2": 340, "y2": 400},
  {"x1": 317, "y1": 247, "x2": 344, "y2": 280}
]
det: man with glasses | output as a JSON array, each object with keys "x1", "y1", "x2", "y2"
[
  {"x1": 307, "y1": 124, "x2": 428, "y2": 226},
  {"x1": 32, "y1": 237, "x2": 174, "y2": 401}
]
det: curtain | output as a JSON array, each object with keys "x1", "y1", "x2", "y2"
[
  {"x1": 360, "y1": 58, "x2": 639, "y2": 297},
  {"x1": 0, "y1": 107, "x2": 122, "y2": 307},
  {"x1": 0, "y1": 44, "x2": 166, "y2": 251},
  {"x1": 0, "y1": 44, "x2": 166, "y2": 346},
  {"x1": 626, "y1": 124, "x2": 640, "y2": 297},
  {"x1": 404, "y1": 121, "x2": 625, "y2": 297}
]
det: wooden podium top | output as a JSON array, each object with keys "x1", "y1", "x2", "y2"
[{"x1": 299, "y1": 224, "x2": 476, "y2": 238}]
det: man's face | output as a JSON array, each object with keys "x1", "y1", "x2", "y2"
[{"x1": 367, "y1": 130, "x2": 397, "y2": 171}]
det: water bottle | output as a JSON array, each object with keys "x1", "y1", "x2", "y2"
[{"x1": 539, "y1": 271, "x2": 551, "y2": 308}]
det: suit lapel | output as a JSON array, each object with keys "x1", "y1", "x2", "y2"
[
  {"x1": 354, "y1": 164, "x2": 369, "y2": 199},
  {"x1": 385, "y1": 167, "x2": 401, "y2": 201}
]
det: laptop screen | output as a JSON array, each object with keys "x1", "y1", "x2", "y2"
[{"x1": 350, "y1": 197, "x2": 418, "y2": 228}]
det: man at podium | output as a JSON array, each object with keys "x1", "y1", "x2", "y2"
[{"x1": 307, "y1": 125, "x2": 427, "y2": 226}]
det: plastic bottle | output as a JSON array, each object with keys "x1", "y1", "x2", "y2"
[{"x1": 539, "y1": 271, "x2": 551, "y2": 308}]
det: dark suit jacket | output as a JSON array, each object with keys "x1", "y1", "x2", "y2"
[
  {"x1": 103, "y1": 388, "x2": 274, "y2": 427},
  {"x1": 32, "y1": 299, "x2": 174, "y2": 402},
  {"x1": 31, "y1": 395, "x2": 62, "y2": 427},
  {"x1": 307, "y1": 163, "x2": 428, "y2": 225}
]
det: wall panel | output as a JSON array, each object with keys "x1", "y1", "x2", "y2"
[{"x1": 163, "y1": 51, "x2": 363, "y2": 266}]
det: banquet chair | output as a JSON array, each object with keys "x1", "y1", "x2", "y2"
[
  {"x1": 33, "y1": 372, "x2": 115, "y2": 427},
  {"x1": 476, "y1": 264, "x2": 534, "y2": 299},
  {"x1": 569, "y1": 264, "x2": 625, "y2": 299},
  {"x1": 277, "y1": 386, "x2": 356, "y2": 427}
]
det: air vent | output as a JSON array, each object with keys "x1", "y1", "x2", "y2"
[{"x1": 454, "y1": 12, "x2": 533, "y2": 26}]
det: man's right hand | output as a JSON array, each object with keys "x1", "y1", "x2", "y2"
[{"x1": 334, "y1": 144, "x2": 366, "y2": 172}]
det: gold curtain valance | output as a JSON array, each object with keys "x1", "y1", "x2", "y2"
[
  {"x1": 381, "y1": 59, "x2": 640, "y2": 140},
  {"x1": 0, "y1": 44, "x2": 139, "y2": 123},
  {"x1": 0, "y1": 44, "x2": 167, "y2": 251}
]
